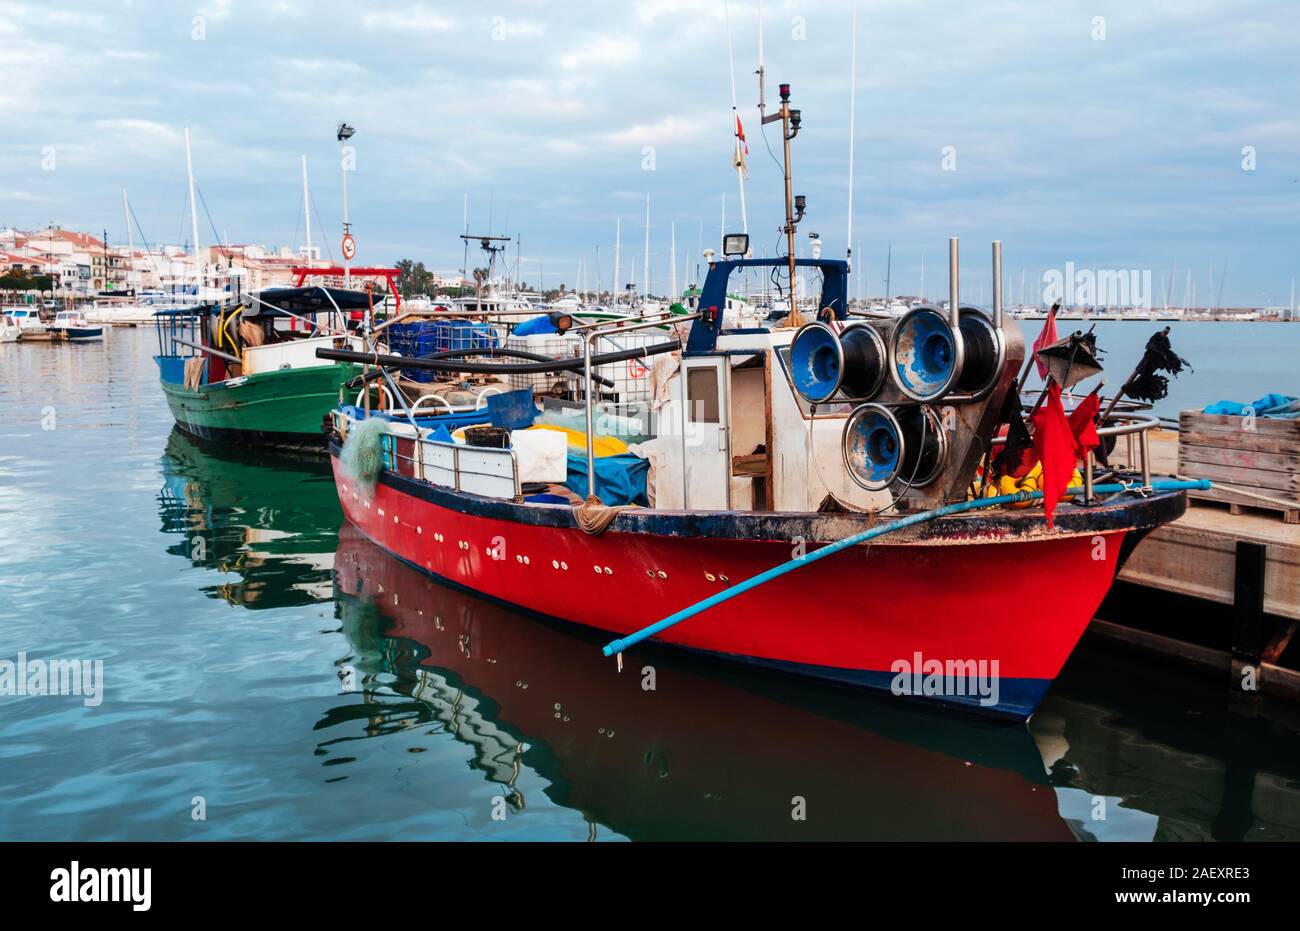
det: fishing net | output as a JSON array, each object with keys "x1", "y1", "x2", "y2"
[{"x1": 340, "y1": 416, "x2": 387, "y2": 491}]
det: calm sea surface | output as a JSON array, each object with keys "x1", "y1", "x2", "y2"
[{"x1": 0, "y1": 324, "x2": 1297, "y2": 841}]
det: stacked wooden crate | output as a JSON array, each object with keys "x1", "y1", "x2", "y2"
[{"x1": 1177, "y1": 411, "x2": 1300, "y2": 523}]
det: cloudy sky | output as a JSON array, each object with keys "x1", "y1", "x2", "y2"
[{"x1": 2, "y1": 0, "x2": 1297, "y2": 305}]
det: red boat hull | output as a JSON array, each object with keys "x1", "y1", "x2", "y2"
[
  {"x1": 331, "y1": 451, "x2": 1183, "y2": 721},
  {"x1": 334, "y1": 525, "x2": 1078, "y2": 840}
]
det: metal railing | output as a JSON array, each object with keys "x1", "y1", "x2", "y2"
[
  {"x1": 990, "y1": 408, "x2": 1163, "y2": 498},
  {"x1": 581, "y1": 310, "x2": 700, "y2": 500}
]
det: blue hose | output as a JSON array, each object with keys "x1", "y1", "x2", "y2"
[{"x1": 600, "y1": 478, "x2": 1210, "y2": 657}]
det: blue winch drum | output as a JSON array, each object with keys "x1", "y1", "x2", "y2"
[
  {"x1": 790, "y1": 322, "x2": 843, "y2": 403},
  {"x1": 954, "y1": 308, "x2": 1003, "y2": 397},
  {"x1": 842, "y1": 402, "x2": 947, "y2": 491},
  {"x1": 889, "y1": 307, "x2": 962, "y2": 402},
  {"x1": 790, "y1": 321, "x2": 887, "y2": 404}
]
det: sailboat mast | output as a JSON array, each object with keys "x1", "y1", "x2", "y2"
[
  {"x1": 184, "y1": 127, "x2": 201, "y2": 291},
  {"x1": 885, "y1": 242, "x2": 892, "y2": 300},
  {"x1": 301, "y1": 155, "x2": 313, "y2": 263},
  {"x1": 613, "y1": 218, "x2": 621, "y2": 308},
  {"x1": 122, "y1": 187, "x2": 134, "y2": 283},
  {"x1": 643, "y1": 193, "x2": 651, "y2": 303},
  {"x1": 670, "y1": 222, "x2": 677, "y2": 299}
]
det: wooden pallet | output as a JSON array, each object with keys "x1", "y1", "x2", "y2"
[
  {"x1": 1187, "y1": 486, "x2": 1300, "y2": 524},
  {"x1": 1178, "y1": 411, "x2": 1300, "y2": 523}
]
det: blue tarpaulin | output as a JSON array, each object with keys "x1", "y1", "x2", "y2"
[
  {"x1": 564, "y1": 452, "x2": 649, "y2": 506},
  {"x1": 1203, "y1": 394, "x2": 1300, "y2": 419}
]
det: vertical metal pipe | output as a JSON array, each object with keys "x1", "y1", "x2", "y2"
[
  {"x1": 1140, "y1": 430, "x2": 1152, "y2": 489},
  {"x1": 782, "y1": 99, "x2": 798, "y2": 321},
  {"x1": 584, "y1": 332, "x2": 597, "y2": 501},
  {"x1": 992, "y1": 240, "x2": 1003, "y2": 328},
  {"x1": 1083, "y1": 449, "x2": 1094, "y2": 504},
  {"x1": 948, "y1": 237, "x2": 960, "y2": 326}
]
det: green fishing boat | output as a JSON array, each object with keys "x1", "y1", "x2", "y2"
[{"x1": 154, "y1": 302, "x2": 365, "y2": 452}]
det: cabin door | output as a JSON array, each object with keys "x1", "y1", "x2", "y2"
[{"x1": 680, "y1": 356, "x2": 731, "y2": 509}]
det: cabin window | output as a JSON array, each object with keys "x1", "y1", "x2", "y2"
[{"x1": 686, "y1": 368, "x2": 720, "y2": 424}]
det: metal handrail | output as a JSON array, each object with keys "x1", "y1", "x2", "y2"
[
  {"x1": 582, "y1": 312, "x2": 701, "y2": 499},
  {"x1": 989, "y1": 409, "x2": 1164, "y2": 494}
]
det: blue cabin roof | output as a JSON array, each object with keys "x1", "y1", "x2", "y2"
[{"x1": 686, "y1": 257, "x2": 849, "y2": 353}]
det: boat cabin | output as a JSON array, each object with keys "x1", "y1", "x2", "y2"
[
  {"x1": 331, "y1": 255, "x2": 955, "y2": 515},
  {"x1": 154, "y1": 302, "x2": 361, "y2": 389}
]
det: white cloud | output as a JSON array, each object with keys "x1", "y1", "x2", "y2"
[
  {"x1": 362, "y1": 5, "x2": 455, "y2": 33},
  {"x1": 604, "y1": 114, "x2": 710, "y2": 147},
  {"x1": 558, "y1": 35, "x2": 639, "y2": 70}
]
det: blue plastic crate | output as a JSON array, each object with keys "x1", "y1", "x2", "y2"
[{"x1": 387, "y1": 320, "x2": 500, "y2": 383}]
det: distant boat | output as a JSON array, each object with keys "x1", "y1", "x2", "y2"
[
  {"x1": 4, "y1": 307, "x2": 51, "y2": 341},
  {"x1": 50, "y1": 309, "x2": 104, "y2": 342}
]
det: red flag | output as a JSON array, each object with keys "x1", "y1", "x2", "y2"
[
  {"x1": 1032, "y1": 304, "x2": 1058, "y2": 379},
  {"x1": 1030, "y1": 382, "x2": 1076, "y2": 528},
  {"x1": 733, "y1": 115, "x2": 750, "y2": 178},
  {"x1": 1067, "y1": 390, "x2": 1101, "y2": 461}
]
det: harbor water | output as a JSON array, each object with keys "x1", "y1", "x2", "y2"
[{"x1": 1, "y1": 326, "x2": 1298, "y2": 841}]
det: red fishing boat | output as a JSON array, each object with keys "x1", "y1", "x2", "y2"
[{"x1": 316, "y1": 85, "x2": 1202, "y2": 722}]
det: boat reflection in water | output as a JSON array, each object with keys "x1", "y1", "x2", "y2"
[
  {"x1": 156, "y1": 428, "x2": 1300, "y2": 840},
  {"x1": 332, "y1": 524, "x2": 1074, "y2": 840},
  {"x1": 331, "y1": 528, "x2": 1300, "y2": 841},
  {"x1": 158, "y1": 427, "x2": 342, "y2": 609}
]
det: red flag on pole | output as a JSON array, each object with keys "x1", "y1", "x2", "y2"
[
  {"x1": 1067, "y1": 390, "x2": 1101, "y2": 461},
  {"x1": 1032, "y1": 303, "x2": 1059, "y2": 379},
  {"x1": 1030, "y1": 382, "x2": 1077, "y2": 528},
  {"x1": 733, "y1": 115, "x2": 749, "y2": 178}
]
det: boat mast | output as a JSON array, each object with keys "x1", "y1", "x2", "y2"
[
  {"x1": 670, "y1": 222, "x2": 677, "y2": 299},
  {"x1": 643, "y1": 193, "x2": 650, "y2": 304},
  {"x1": 183, "y1": 127, "x2": 201, "y2": 293},
  {"x1": 301, "y1": 155, "x2": 313, "y2": 263},
  {"x1": 122, "y1": 187, "x2": 134, "y2": 286},
  {"x1": 845, "y1": 0, "x2": 857, "y2": 277},
  {"x1": 885, "y1": 242, "x2": 892, "y2": 301},
  {"x1": 763, "y1": 82, "x2": 802, "y2": 326},
  {"x1": 724, "y1": 0, "x2": 748, "y2": 235},
  {"x1": 613, "y1": 218, "x2": 621, "y2": 308}
]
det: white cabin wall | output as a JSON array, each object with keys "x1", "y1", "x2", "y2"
[
  {"x1": 242, "y1": 334, "x2": 358, "y2": 376},
  {"x1": 764, "y1": 340, "x2": 889, "y2": 513}
]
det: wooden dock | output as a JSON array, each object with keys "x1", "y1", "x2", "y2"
[{"x1": 1097, "y1": 428, "x2": 1300, "y2": 704}]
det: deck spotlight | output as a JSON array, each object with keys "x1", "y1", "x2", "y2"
[{"x1": 722, "y1": 233, "x2": 749, "y2": 258}]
